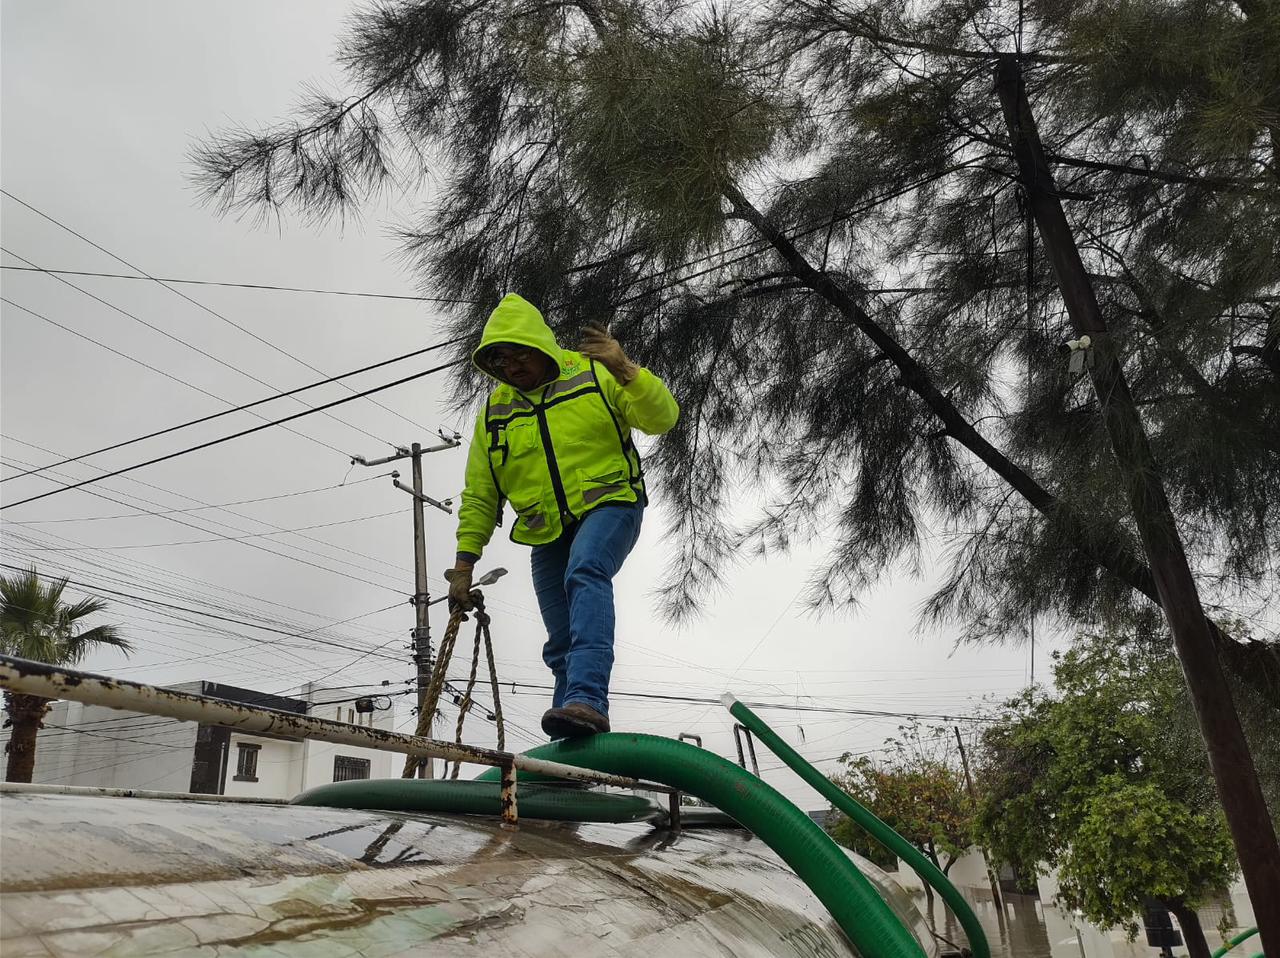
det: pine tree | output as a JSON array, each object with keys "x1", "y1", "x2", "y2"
[
  {"x1": 192, "y1": 0, "x2": 1280, "y2": 921},
  {"x1": 193, "y1": 1, "x2": 1276, "y2": 682}
]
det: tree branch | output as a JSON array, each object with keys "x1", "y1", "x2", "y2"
[{"x1": 721, "y1": 180, "x2": 1280, "y2": 704}]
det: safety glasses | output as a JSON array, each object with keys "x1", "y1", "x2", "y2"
[{"x1": 486, "y1": 346, "x2": 539, "y2": 370}]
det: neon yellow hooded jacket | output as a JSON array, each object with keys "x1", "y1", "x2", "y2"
[{"x1": 456, "y1": 294, "x2": 680, "y2": 557}]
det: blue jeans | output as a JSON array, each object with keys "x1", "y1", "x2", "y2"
[{"x1": 530, "y1": 504, "x2": 643, "y2": 718}]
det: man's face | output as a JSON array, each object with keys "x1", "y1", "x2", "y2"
[{"x1": 487, "y1": 345, "x2": 550, "y2": 391}]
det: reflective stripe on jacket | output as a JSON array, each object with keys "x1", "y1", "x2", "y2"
[{"x1": 456, "y1": 294, "x2": 680, "y2": 556}]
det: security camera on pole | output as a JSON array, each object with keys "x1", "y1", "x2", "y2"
[{"x1": 351, "y1": 431, "x2": 459, "y2": 779}]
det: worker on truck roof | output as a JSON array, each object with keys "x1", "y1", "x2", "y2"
[{"x1": 449, "y1": 293, "x2": 680, "y2": 740}]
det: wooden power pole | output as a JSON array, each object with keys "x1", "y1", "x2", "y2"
[
  {"x1": 409, "y1": 443, "x2": 433, "y2": 777},
  {"x1": 993, "y1": 54, "x2": 1280, "y2": 940},
  {"x1": 351, "y1": 433, "x2": 460, "y2": 780}
]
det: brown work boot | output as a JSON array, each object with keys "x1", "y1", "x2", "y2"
[{"x1": 541, "y1": 702, "x2": 610, "y2": 739}]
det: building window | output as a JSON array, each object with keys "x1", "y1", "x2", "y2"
[
  {"x1": 333, "y1": 755, "x2": 371, "y2": 782},
  {"x1": 234, "y1": 743, "x2": 260, "y2": 782}
]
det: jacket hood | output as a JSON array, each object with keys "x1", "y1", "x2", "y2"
[{"x1": 472, "y1": 294, "x2": 563, "y2": 382}]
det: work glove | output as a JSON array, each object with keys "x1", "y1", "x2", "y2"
[
  {"x1": 580, "y1": 325, "x2": 640, "y2": 386},
  {"x1": 445, "y1": 566, "x2": 474, "y2": 611}
]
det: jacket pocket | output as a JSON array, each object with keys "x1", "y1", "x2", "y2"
[
  {"x1": 509, "y1": 497, "x2": 556, "y2": 543},
  {"x1": 578, "y1": 468, "x2": 629, "y2": 506},
  {"x1": 504, "y1": 419, "x2": 539, "y2": 456},
  {"x1": 490, "y1": 418, "x2": 538, "y2": 468}
]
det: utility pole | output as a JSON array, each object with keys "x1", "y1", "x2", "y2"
[
  {"x1": 954, "y1": 726, "x2": 1004, "y2": 914},
  {"x1": 994, "y1": 54, "x2": 1280, "y2": 938},
  {"x1": 409, "y1": 443, "x2": 433, "y2": 777},
  {"x1": 352, "y1": 431, "x2": 460, "y2": 779}
]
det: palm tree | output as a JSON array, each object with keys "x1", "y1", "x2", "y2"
[{"x1": 1, "y1": 567, "x2": 130, "y2": 782}]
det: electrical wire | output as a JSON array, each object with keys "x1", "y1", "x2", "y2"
[
  {"x1": 0, "y1": 264, "x2": 484, "y2": 303},
  {"x1": 1, "y1": 190, "x2": 434, "y2": 433},
  {"x1": 16, "y1": 508, "x2": 403, "y2": 551},
  {"x1": 0, "y1": 356, "x2": 465, "y2": 512},
  {"x1": 0, "y1": 563, "x2": 409, "y2": 663},
  {"x1": 0, "y1": 330, "x2": 463, "y2": 484},
  {"x1": 39, "y1": 723, "x2": 191, "y2": 749},
  {"x1": 1, "y1": 247, "x2": 390, "y2": 452},
  {"x1": 3, "y1": 159, "x2": 985, "y2": 518},
  {"x1": 0, "y1": 493, "x2": 405, "y2": 636},
  {"x1": 5, "y1": 473, "x2": 390, "y2": 524},
  {"x1": 0, "y1": 294, "x2": 351, "y2": 461},
  {"x1": 0, "y1": 446, "x2": 437, "y2": 606},
  {"x1": 1, "y1": 455, "x2": 412, "y2": 594},
  {"x1": 503, "y1": 682, "x2": 995, "y2": 723}
]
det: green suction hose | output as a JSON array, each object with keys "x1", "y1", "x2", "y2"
[
  {"x1": 292, "y1": 778, "x2": 657, "y2": 823},
  {"x1": 476, "y1": 732, "x2": 927, "y2": 958},
  {"x1": 726, "y1": 694, "x2": 991, "y2": 958},
  {"x1": 1212, "y1": 927, "x2": 1259, "y2": 958}
]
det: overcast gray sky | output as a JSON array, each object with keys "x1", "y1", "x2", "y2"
[{"x1": 1, "y1": 0, "x2": 1058, "y2": 803}]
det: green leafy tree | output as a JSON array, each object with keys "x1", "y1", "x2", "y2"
[
  {"x1": 1, "y1": 568, "x2": 130, "y2": 783},
  {"x1": 976, "y1": 628, "x2": 1246, "y2": 958},
  {"x1": 192, "y1": 0, "x2": 1279, "y2": 907},
  {"x1": 1060, "y1": 781, "x2": 1235, "y2": 951},
  {"x1": 827, "y1": 725, "x2": 974, "y2": 905}
]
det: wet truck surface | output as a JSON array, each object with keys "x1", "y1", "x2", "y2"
[{"x1": 0, "y1": 791, "x2": 935, "y2": 957}]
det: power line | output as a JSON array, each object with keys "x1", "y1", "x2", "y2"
[
  {"x1": 0, "y1": 264, "x2": 484, "y2": 303},
  {"x1": 0, "y1": 563, "x2": 409, "y2": 663},
  {"x1": 1, "y1": 454, "x2": 413, "y2": 594},
  {"x1": 35, "y1": 717, "x2": 186, "y2": 739},
  {"x1": 0, "y1": 294, "x2": 346, "y2": 460},
  {"x1": 0, "y1": 356, "x2": 464, "y2": 512},
  {"x1": 683, "y1": 584, "x2": 807, "y2": 731},
  {"x1": 40, "y1": 723, "x2": 191, "y2": 749},
  {"x1": 4, "y1": 473, "x2": 389, "y2": 523},
  {"x1": 1, "y1": 446, "x2": 447, "y2": 610},
  {"x1": 2, "y1": 295, "x2": 259, "y2": 418},
  {"x1": 0, "y1": 326, "x2": 463, "y2": 484},
  {"x1": 0, "y1": 548, "x2": 428, "y2": 713},
  {"x1": 1, "y1": 525, "x2": 399, "y2": 660},
  {"x1": 2, "y1": 535, "x2": 406, "y2": 661},
  {"x1": 601, "y1": 155, "x2": 993, "y2": 309},
  {"x1": 0, "y1": 468, "x2": 409, "y2": 622},
  {"x1": 13, "y1": 510, "x2": 404, "y2": 553},
  {"x1": 0, "y1": 262, "x2": 929, "y2": 308},
  {"x1": 0, "y1": 246, "x2": 390, "y2": 452},
  {"x1": 503, "y1": 682, "x2": 996, "y2": 723},
  {"x1": 1, "y1": 190, "x2": 432, "y2": 434},
  {"x1": 4, "y1": 158, "x2": 979, "y2": 511},
  {"x1": 294, "y1": 635, "x2": 406, "y2": 693}
]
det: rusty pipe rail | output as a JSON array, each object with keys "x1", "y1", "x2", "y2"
[
  {"x1": 0, "y1": 782, "x2": 292, "y2": 804},
  {"x1": 0, "y1": 655, "x2": 674, "y2": 825}
]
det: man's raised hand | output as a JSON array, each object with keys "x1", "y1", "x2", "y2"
[{"x1": 580, "y1": 325, "x2": 639, "y2": 385}]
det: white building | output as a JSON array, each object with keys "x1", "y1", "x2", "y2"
[
  {"x1": 1037, "y1": 868, "x2": 1257, "y2": 958},
  {"x1": 7, "y1": 680, "x2": 399, "y2": 799}
]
